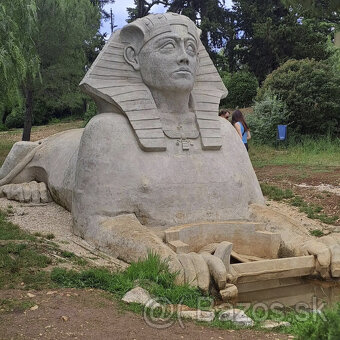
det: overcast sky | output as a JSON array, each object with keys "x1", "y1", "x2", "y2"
[{"x1": 101, "y1": 0, "x2": 233, "y2": 36}]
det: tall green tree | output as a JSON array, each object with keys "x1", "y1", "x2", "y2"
[
  {"x1": 0, "y1": 0, "x2": 40, "y2": 136},
  {"x1": 226, "y1": 0, "x2": 337, "y2": 82},
  {"x1": 1, "y1": 0, "x2": 102, "y2": 139}
]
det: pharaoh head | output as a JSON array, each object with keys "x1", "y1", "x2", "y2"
[
  {"x1": 80, "y1": 13, "x2": 227, "y2": 151},
  {"x1": 121, "y1": 14, "x2": 200, "y2": 94}
]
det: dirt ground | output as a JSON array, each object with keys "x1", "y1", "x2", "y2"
[
  {"x1": 255, "y1": 165, "x2": 340, "y2": 226},
  {"x1": 0, "y1": 289, "x2": 291, "y2": 340}
]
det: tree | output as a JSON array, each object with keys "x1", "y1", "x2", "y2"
[
  {"x1": 226, "y1": 0, "x2": 337, "y2": 82},
  {"x1": 0, "y1": 0, "x2": 40, "y2": 137},
  {"x1": 257, "y1": 58, "x2": 340, "y2": 136},
  {"x1": 1, "y1": 0, "x2": 102, "y2": 139}
]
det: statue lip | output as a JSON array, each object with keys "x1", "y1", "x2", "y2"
[{"x1": 174, "y1": 67, "x2": 193, "y2": 74}]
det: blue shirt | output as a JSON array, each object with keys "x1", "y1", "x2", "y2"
[{"x1": 237, "y1": 122, "x2": 247, "y2": 144}]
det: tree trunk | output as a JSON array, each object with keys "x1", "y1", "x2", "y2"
[{"x1": 22, "y1": 83, "x2": 33, "y2": 141}]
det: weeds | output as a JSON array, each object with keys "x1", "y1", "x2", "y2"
[
  {"x1": 0, "y1": 298, "x2": 35, "y2": 313},
  {"x1": 51, "y1": 253, "x2": 210, "y2": 309},
  {"x1": 309, "y1": 229, "x2": 325, "y2": 237},
  {"x1": 260, "y1": 183, "x2": 294, "y2": 201}
]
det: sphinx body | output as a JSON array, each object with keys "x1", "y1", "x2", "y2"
[{"x1": 0, "y1": 13, "x2": 280, "y2": 286}]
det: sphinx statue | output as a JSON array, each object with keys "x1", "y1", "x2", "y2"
[{"x1": 3, "y1": 13, "x2": 336, "y2": 293}]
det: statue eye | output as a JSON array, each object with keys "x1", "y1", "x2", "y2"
[
  {"x1": 160, "y1": 42, "x2": 176, "y2": 52},
  {"x1": 186, "y1": 42, "x2": 197, "y2": 55}
]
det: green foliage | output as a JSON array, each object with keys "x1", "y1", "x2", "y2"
[
  {"x1": 83, "y1": 100, "x2": 98, "y2": 126},
  {"x1": 257, "y1": 58, "x2": 340, "y2": 137},
  {"x1": 5, "y1": 106, "x2": 24, "y2": 129},
  {"x1": 221, "y1": 71, "x2": 258, "y2": 108},
  {"x1": 260, "y1": 183, "x2": 294, "y2": 201},
  {"x1": 51, "y1": 252, "x2": 209, "y2": 308},
  {"x1": 227, "y1": 0, "x2": 336, "y2": 81},
  {"x1": 0, "y1": 210, "x2": 35, "y2": 241},
  {"x1": 0, "y1": 298, "x2": 35, "y2": 313},
  {"x1": 250, "y1": 136, "x2": 340, "y2": 167},
  {"x1": 248, "y1": 94, "x2": 290, "y2": 144},
  {"x1": 309, "y1": 229, "x2": 325, "y2": 237},
  {"x1": 291, "y1": 302, "x2": 340, "y2": 340}
]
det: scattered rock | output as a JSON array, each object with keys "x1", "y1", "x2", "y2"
[
  {"x1": 46, "y1": 291, "x2": 58, "y2": 295},
  {"x1": 219, "y1": 308, "x2": 254, "y2": 327},
  {"x1": 179, "y1": 310, "x2": 215, "y2": 322},
  {"x1": 219, "y1": 284, "x2": 238, "y2": 301},
  {"x1": 61, "y1": 316, "x2": 69, "y2": 322},
  {"x1": 30, "y1": 305, "x2": 39, "y2": 311},
  {"x1": 261, "y1": 320, "x2": 291, "y2": 329},
  {"x1": 27, "y1": 293, "x2": 35, "y2": 298},
  {"x1": 122, "y1": 287, "x2": 160, "y2": 308}
]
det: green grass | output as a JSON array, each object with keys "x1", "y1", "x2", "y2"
[
  {"x1": 260, "y1": 183, "x2": 294, "y2": 201},
  {"x1": 0, "y1": 210, "x2": 35, "y2": 241},
  {"x1": 51, "y1": 252, "x2": 210, "y2": 309},
  {"x1": 250, "y1": 137, "x2": 340, "y2": 167},
  {"x1": 260, "y1": 184, "x2": 338, "y2": 225},
  {"x1": 0, "y1": 298, "x2": 35, "y2": 313},
  {"x1": 310, "y1": 229, "x2": 325, "y2": 237},
  {"x1": 290, "y1": 195, "x2": 339, "y2": 225}
]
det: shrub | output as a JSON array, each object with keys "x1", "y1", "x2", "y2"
[
  {"x1": 247, "y1": 94, "x2": 290, "y2": 144},
  {"x1": 83, "y1": 100, "x2": 97, "y2": 126},
  {"x1": 221, "y1": 70, "x2": 258, "y2": 108},
  {"x1": 257, "y1": 58, "x2": 340, "y2": 137},
  {"x1": 5, "y1": 106, "x2": 24, "y2": 129}
]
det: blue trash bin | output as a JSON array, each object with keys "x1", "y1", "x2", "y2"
[{"x1": 276, "y1": 125, "x2": 287, "y2": 147}]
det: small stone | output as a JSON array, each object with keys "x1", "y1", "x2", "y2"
[
  {"x1": 219, "y1": 308, "x2": 254, "y2": 327},
  {"x1": 122, "y1": 287, "x2": 160, "y2": 308},
  {"x1": 46, "y1": 291, "x2": 57, "y2": 295},
  {"x1": 220, "y1": 284, "x2": 238, "y2": 301},
  {"x1": 261, "y1": 320, "x2": 291, "y2": 329},
  {"x1": 61, "y1": 316, "x2": 69, "y2": 322},
  {"x1": 27, "y1": 293, "x2": 35, "y2": 298},
  {"x1": 30, "y1": 305, "x2": 39, "y2": 311},
  {"x1": 179, "y1": 310, "x2": 215, "y2": 322}
]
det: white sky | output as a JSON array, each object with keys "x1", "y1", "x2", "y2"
[{"x1": 101, "y1": 0, "x2": 233, "y2": 36}]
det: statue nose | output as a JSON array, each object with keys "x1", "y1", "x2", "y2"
[{"x1": 177, "y1": 52, "x2": 189, "y2": 65}]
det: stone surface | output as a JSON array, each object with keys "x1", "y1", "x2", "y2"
[
  {"x1": 220, "y1": 284, "x2": 238, "y2": 301},
  {"x1": 301, "y1": 240, "x2": 331, "y2": 278},
  {"x1": 165, "y1": 221, "x2": 280, "y2": 258},
  {"x1": 261, "y1": 320, "x2": 291, "y2": 329},
  {"x1": 179, "y1": 310, "x2": 215, "y2": 322},
  {"x1": 177, "y1": 254, "x2": 197, "y2": 287},
  {"x1": 201, "y1": 252, "x2": 227, "y2": 290},
  {"x1": 232, "y1": 256, "x2": 316, "y2": 283},
  {"x1": 198, "y1": 243, "x2": 219, "y2": 254},
  {"x1": 122, "y1": 287, "x2": 160, "y2": 308},
  {"x1": 0, "y1": 13, "x2": 266, "y2": 282},
  {"x1": 214, "y1": 241, "x2": 233, "y2": 271},
  {"x1": 0, "y1": 181, "x2": 52, "y2": 204},
  {"x1": 188, "y1": 253, "x2": 210, "y2": 292},
  {"x1": 219, "y1": 309, "x2": 254, "y2": 327},
  {"x1": 329, "y1": 244, "x2": 340, "y2": 278}
]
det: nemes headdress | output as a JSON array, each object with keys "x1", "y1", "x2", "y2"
[{"x1": 80, "y1": 13, "x2": 227, "y2": 151}]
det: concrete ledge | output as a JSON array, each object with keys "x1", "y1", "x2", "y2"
[
  {"x1": 232, "y1": 255, "x2": 316, "y2": 283},
  {"x1": 164, "y1": 221, "x2": 280, "y2": 258}
]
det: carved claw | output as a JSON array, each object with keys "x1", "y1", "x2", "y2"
[{"x1": 0, "y1": 181, "x2": 52, "y2": 204}]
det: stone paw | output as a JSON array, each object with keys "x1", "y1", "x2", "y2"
[{"x1": 0, "y1": 181, "x2": 52, "y2": 204}]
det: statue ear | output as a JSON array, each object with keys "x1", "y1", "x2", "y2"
[
  {"x1": 124, "y1": 46, "x2": 140, "y2": 71},
  {"x1": 120, "y1": 25, "x2": 144, "y2": 71}
]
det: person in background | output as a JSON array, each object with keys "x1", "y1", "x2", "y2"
[
  {"x1": 232, "y1": 109, "x2": 251, "y2": 151},
  {"x1": 218, "y1": 109, "x2": 231, "y2": 120}
]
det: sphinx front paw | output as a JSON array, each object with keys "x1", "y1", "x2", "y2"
[{"x1": 0, "y1": 181, "x2": 52, "y2": 204}]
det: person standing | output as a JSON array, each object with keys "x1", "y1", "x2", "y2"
[
  {"x1": 218, "y1": 109, "x2": 231, "y2": 120},
  {"x1": 232, "y1": 110, "x2": 251, "y2": 151}
]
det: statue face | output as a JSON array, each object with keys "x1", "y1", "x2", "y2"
[{"x1": 138, "y1": 26, "x2": 199, "y2": 92}]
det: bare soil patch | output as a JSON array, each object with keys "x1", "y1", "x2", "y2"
[
  {"x1": 0, "y1": 289, "x2": 290, "y2": 340},
  {"x1": 255, "y1": 165, "x2": 340, "y2": 226}
]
